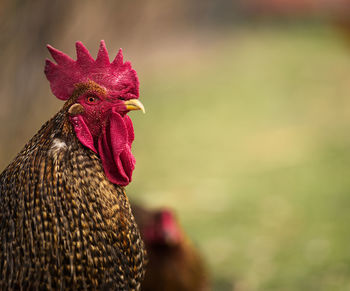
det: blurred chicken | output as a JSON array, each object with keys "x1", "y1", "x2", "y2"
[{"x1": 132, "y1": 204, "x2": 210, "y2": 291}]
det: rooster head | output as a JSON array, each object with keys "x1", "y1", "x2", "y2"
[{"x1": 44, "y1": 41, "x2": 144, "y2": 186}]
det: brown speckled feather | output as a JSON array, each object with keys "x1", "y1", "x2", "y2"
[{"x1": 0, "y1": 105, "x2": 146, "y2": 290}]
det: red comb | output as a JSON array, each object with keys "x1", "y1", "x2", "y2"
[{"x1": 44, "y1": 40, "x2": 139, "y2": 100}]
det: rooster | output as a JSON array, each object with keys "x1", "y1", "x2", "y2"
[
  {"x1": 132, "y1": 204, "x2": 210, "y2": 291},
  {"x1": 0, "y1": 41, "x2": 147, "y2": 290}
]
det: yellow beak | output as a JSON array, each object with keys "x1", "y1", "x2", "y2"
[{"x1": 124, "y1": 99, "x2": 145, "y2": 113}]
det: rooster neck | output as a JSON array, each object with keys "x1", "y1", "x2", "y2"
[{"x1": 0, "y1": 108, "x2": 146, "y2": 290}]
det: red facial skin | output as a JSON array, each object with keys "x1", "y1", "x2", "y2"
[{"x1": 76, "y1": 89, "x2": 128, "y2": 138}]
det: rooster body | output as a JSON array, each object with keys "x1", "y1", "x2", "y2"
[{"x1": 0, "y1": 42, "x2": 147, "y2": 290}]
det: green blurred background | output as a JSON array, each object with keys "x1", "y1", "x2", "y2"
[{"x1": 2, "y1": 1, "x2": 350, "y2": 290}]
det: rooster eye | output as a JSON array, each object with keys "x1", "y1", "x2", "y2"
[{"x1": 86, "y1": 95, "x2": 99, "y2": 104}]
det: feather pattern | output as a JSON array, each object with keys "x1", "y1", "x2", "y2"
[{"x1": 0, "y1": 106, "x2": 146, "y2": 290}]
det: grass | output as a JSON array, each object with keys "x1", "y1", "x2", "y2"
[{"x1": 128, "y1": 24, "x2": 350, "y2": 290}]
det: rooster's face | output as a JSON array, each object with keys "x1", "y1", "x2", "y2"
[
  {"x1": 71, "y1": 81, "x2": 144, "y2": 139},
  {"x1": 67, "y1": 81, "x2": 144, "y2": 186}
]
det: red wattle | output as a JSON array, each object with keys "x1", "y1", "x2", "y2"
[{"x1": 97, "y1": 109, "x2": 135, "y2": 186}]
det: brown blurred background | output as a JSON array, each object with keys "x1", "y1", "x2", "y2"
[{"x1": 2, "y1": 1, "x2": 350, "y2": 290}]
